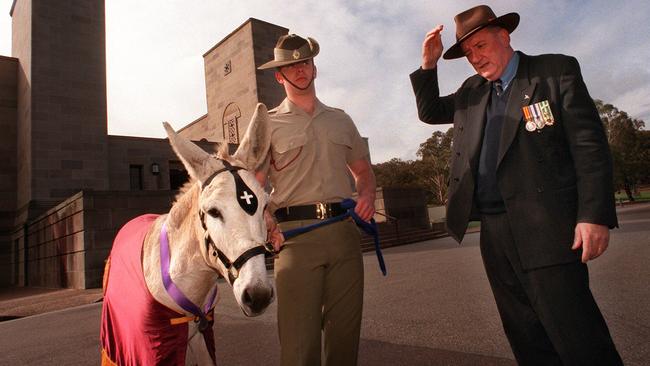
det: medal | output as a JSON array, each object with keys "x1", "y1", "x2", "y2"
[
  {"x1": 526, "y1": 121, "x2": 537, "y2": 131},
  {"x1": 522, "y1": 100, "x2": 555, "y2": 132},
  {"x1": 539, "y1": 100, "x2": 555, "y2": 125},
  {"x1": 531, "y1": 104, "x2": 543, "y2": 129},
  {"x1": 522, "y1": 105, "x2": 533, "y2": 128}
]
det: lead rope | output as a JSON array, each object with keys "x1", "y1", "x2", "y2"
[{"x1": 279, "y1": 198, "x2": 387, "y2": 276}]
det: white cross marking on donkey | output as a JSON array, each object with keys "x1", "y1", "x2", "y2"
[{"x1": 240, "y1": 191, "x2": 254, "y2": 205}]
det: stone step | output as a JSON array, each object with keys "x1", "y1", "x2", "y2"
[{"x1": 360, "y1": 227, "x2": 447, "y2": 251}]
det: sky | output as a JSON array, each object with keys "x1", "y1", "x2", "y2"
[{"x1": 1, "y1": 0, "x2": 649, "y2": 163}]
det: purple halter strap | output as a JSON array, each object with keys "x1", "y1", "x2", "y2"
[{"x1": 160, "y1": 221, "x2": 218, "y2": 330}]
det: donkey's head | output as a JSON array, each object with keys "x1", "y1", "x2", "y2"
[{"x1": 163, "y1": 103, "x2": 273, "y2": 317}]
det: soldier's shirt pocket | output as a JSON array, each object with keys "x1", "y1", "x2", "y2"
[
  {"x1": 327, "y1": 131, "x2": 353, "y2": 149},
  {"x1": 271, "y1": 132, "x2": 308, "y2": 171},
  {"x1": 327, "y1": 130, "x2": 354, "y2": 163}
]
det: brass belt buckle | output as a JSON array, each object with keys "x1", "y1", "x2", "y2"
[{"x1": 316, "y1": 202, "x2": 329, "y2": 220}]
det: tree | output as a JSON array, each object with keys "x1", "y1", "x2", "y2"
[
  {"x1": 417, "y1": 128, "x2": 454, "y2": 205},
  {"x1": 373, "y1": 128, "x2": 455, "y2": 206},
  {"x1": 373, "y1": 158, "x2": 422, "y2": 189},
  {"x1": 595, "y1": 99, "x2": 649, "y2": 200},
  {"x1": 637, "y1": 130, "x2": 650, "y2": 185}
]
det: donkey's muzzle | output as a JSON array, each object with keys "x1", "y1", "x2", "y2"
[{"x1": 242, "y1": 286, "x2": 274, "y2": 316}]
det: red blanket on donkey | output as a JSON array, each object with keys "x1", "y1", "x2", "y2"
[{"x1": 101, "y1": 214, "x2": 216, "y2": 365}]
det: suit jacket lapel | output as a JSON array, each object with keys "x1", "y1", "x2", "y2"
[
  {"x1": 497, "y1": 53, "x2": 537, "y2": 168},
  {"x1": 467, "y1": 81, "x2": 491, "y2": 175}
]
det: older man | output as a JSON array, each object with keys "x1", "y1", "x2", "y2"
[
  {"x1": 410, "y1": 5, "x2": 622, "y2": 365},
  {"x1": 257, "y1": 34, "x2": 376, "y2": 366}
]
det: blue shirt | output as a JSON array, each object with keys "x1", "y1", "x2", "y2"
[{"x1": 497, "y1": 51, "x2": 520, "y2": 91}]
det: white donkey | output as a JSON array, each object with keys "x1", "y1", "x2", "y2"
[{"x1": 101, "y1": 104, "x2": 274, "y2": 366}]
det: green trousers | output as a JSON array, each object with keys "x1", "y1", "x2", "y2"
[{"x1": 275, "y1": 219, "x2": 364, "y2": 366}]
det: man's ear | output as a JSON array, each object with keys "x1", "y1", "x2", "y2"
[
  {"x1": 313, "y1": 64, "x2": 317, "y2": 80},
  {"x1": 497, "y1": 28, "x2": 510, "y2": 45},
  {"x1": 275, "y1": 70, "x2": 284, "y2": 84}
]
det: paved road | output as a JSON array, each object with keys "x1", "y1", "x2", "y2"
[{"x1": 0, "y1": 203, "x2": 648, "y2": 365}]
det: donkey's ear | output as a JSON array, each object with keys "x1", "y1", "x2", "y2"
[
  {"x1": 163, "y1": 122, "x2": 214, "y2": 182},
  {"x1": 231, "y1": 103, "x2": 271, "y2": 171}
]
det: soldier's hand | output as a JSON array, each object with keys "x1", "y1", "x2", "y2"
[
  {"x1": 355, "y1": 195, "x2": 376, "y2": 222},
  {"x1": 422, "y1": 25, "x2": 445, "y2": 70},
  {"x1": 264, "y1": 209, "x2": 284, "y2": 251},
  {"x1": 571, "y1": 223, "x2": 610, "y2": 263},
  {"x1": 268, "y1": 227, "x2": 284, "y2": 252}
]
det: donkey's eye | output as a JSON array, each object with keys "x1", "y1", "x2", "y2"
[{"x1": 207, "y1": 208, "x2": 222, "y2": 219}]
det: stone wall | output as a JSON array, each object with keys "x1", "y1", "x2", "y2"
[
  {"x1": 108, "y1": 135, "x2": 179, "y2": 191},
  {"x1": 107, "y1": 135, "x2": 218, "y2": 191},
  {"x1": 176, "y1": 114, "x2": 208, "y2": 141},
  {"x1": 80, "y1": 190, "x2": 174, "y2": 288},
  {"x1": 251, "y1": 19, "x2": 289, "y2": 110},
  {"x1": 381, "y1": 188, "x2": 430, "y2": 228},
  {"x1": 427, "y1": 205, "x2": 446, "y2": 223},
  {"x1": 0, "y1": 56, "x2": 18, "y2": 287},
  {"x1": 11, "y1": 190, "x2": 175, "y2": 289},
  {"x1": 11, "y1": 0, "x2": 32, "y2": 225}
]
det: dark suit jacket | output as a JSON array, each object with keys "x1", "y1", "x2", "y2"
[{"x1": 410, "y1": 52, "x2": 618, "y2": 269}]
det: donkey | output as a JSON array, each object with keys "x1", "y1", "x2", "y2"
[{"x1": 101, "y1": 104, "x2": 274, "y2": 366}]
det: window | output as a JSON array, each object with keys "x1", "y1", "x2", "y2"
[
  {"x1": 169, "y1": 161, "x2": 189, "y2": 191},
  {"x1": 129, "y1": 165, "x2": 143, "y2": 190}
]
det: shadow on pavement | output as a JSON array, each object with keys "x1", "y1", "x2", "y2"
[
  {"x1": 211, "y1": 315, "x2": 516, "y2": 366},
  {"x1": 360, "y1": 338, "x2": 516, "y2": 366}
]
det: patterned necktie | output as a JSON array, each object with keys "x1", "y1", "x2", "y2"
[{"x1": 494, "y1": 79, "x2": 504, "y2": 97}]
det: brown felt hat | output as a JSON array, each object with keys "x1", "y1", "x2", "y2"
[
  {"x1": 443, "y1": 5, "x2": 519, "y2": 60},
  {"x1": 257, "y1": 34, "x2": 320, "y2": 70}
]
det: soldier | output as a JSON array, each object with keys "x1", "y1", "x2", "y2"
[{"x1": 257, "y1": 34, "x2": 376, "y2": 366}]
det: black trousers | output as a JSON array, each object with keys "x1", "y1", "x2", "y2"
[{"x1": 479, "y1": 213, "x2": 622, "y2": 366}]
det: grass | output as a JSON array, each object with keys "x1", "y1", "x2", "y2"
[{"x1": 615, "y1": 190, "x2": 650, "y2": 203}]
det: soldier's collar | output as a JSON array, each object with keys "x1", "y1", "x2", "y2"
[{"x1": 276, "y1": 97, "x2": 330, "y2": 117}]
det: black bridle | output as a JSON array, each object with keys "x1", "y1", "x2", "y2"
[{"x1": 198, "y1": 159, "x2": 273, "y2": 284}]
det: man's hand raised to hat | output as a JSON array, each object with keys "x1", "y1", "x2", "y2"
[{"x1": 422, "y1": 25, "x2": 444, "y2": 70}]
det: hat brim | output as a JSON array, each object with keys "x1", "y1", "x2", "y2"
[
  {"x1": 257, "y1": 38, "x2": 320, "y2": 70},
  {"x1": 443, "y1": 12, "x2": 519, "y2": 60},
  {"x1": 257, "y1": 53, "x2": 318, "y2": 70}
]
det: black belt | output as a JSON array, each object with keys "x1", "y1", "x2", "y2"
[{"x1": 275, "y1": 203, "x2": 346, "y2": 222}]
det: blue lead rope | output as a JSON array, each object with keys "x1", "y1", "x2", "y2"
[{"x1": 281, "y1": 198, "x2": 387, "y2": 276}]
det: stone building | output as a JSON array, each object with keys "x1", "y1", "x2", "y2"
[
  {"x1": 0, "y1": 0, "x2": 291, "y2": 289},
  {"x1": 0, "y1": 1, "x2": 431, "y2": 290}
]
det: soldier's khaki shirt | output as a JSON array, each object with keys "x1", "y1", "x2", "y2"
[{"x1": 260, "y1": 98, "x2": 369, "y2": 212}]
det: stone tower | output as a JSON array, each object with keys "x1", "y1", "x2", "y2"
[
  {"x1": 179, "y1": 18, "x2": 288, "y2": 148},
  {"x1": 11, "y1": 0, "x2": 108, "y2": 224}
]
